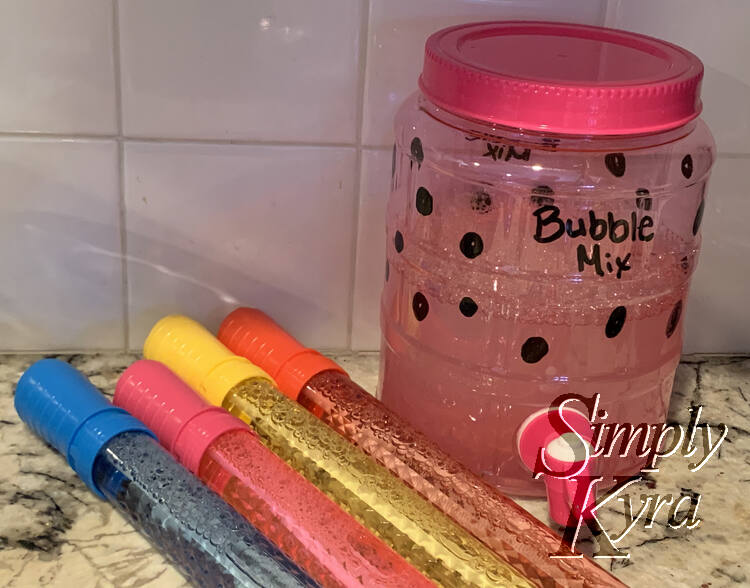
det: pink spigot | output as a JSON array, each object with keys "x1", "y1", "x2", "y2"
[{"x1": 517, "y1": 407, "x2": 596, "y2": 527}]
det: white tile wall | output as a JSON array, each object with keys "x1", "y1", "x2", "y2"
[
  {"x1": 0, "y1": 139, "x2": 121, "y2": 350},
  {"x1": 124, "y1": 142, "x2": 357, "y2": 349},
  {"x1": 119, "y1": 0, "x2": 362, "y2": 143},
  {"x1": 0, "y1": 0, "x2": 117, "y2": 134},
  {"x1": 0, "y1": 0, "x2": 747, "y2": 353},
  {"x1": 351, "y1": 149, "x2": 391, "y2": 350},
  {"x1": 684, "y1": 157, "x2": 749, "y2": 353}
]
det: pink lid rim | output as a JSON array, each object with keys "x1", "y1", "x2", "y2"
[{"x1": 419, "y1": 21, "x2": 704, "y2": 136}]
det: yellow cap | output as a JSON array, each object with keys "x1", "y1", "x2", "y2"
[{"x1": 143, "y1": 315, "x2": 274, "y2": 407}]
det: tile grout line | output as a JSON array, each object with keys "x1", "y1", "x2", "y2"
[
  {"x1": 118, "y1": 141, "x2": 129, "y2": 350},
  {"x1": 345, "y1": 0, "x2": 371, "y2": 351},
  {"x1": 0, "y1": 128, "x2": 746, "y2": 160},
  {"x1": 0, "y1": 347, "x2": 379, "y2": 356},
  {"x1": 0, "y1": 131, "x2": 358, "y2": 149},
  {"x1": 117, "y1": 136, "x2": 359, "y2": 148},
  {"x1": 112, "y1": 0, "x2": 129, "y2": 352},
  {"x1": 0, "y1": 132, "x2": 117, "y2": 140},
  {"x1": 603, "y1": 0, "x2": 622, "y2": 27},
  {"x1": 361, "y1": 145, "x2": 392, "y2": 152}
]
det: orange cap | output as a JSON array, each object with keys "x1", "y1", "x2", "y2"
[{"x1": 218, "y1": 308, "x2": 346, "y2": 401}]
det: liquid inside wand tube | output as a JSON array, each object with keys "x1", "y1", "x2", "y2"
[
  {"x1": 218, "y1": 307, "x2": 624, "y2": 588},
  {"x1": 15, "y1": 359, "x2": 317, "y2": 588},
  {"x1": 115, "y1": 359, "x2": 434, "y2": 588},
  {"x1": 144, "y1": 315, "x2": 535, "y2": 588}
]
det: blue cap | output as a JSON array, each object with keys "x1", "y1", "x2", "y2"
[{"x1": 14, "y1": 359, "x2": 155, "y2": 498}]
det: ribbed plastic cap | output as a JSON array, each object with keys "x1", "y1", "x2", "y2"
[
  {"x1": 14, "y1": 359, "x2": 154, "y2": 498},
  {"x1": 218, "y1": 308, "x2": 345, "y2": 401},
  {"x1": 420, "y1": 21, "x2": 704, "y2": 135},
  {"x1": 143, "y1": 315, "x2": 274, "y2": 407},
  {"x1": 115, "y1": 360, "x2": 248, "y2": 474}
]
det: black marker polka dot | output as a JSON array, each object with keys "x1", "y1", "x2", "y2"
[
  {"x1": 635, "y1": 188, "x2": 652, "y2": 211},
  {"x1": 415, "y1": 187, "x2": 433, "y2": 216},
  {"x1": 410, "y1": 137, "x2": 424, "y2": 168},
  {"x1": 460, "y1": 232, "x2": 484, "y2": 259},
  {"x1": 605, "y1": 153, "x2": 626, "y2": 177},
  {"x1": 521, "y1": 337, "x2": 549, "y2": 363},
  {"x1": 412, "y1": 292, "x2": 429, "y2": 321},
  {"x1": 385, "y1": 260, "x2": 389, "y2": 281},
  {"x1": 394, "y1": 231, "x2": 404, "y2": 253},
  {"x1": 666, "y1": 301, "x2": 682, "y2": 338},
  {"x1": 530, "y1": 185, "x2": 555, "y2": 206},
  {"x1": 471, "y1": 190, "x2": 492, "y2": 214},
  {"x1": 692, "y1": 198, "x2": 705, "y2": 236},
  {"x1": 459, "y1": 297, "x2": 478, "y2": 317},
  {"x1": 605, "y1": 306, "x2": 627, "y2": 338},
  {"x1": 681, "y1": 154, "x2": 694, "y2": 179}
]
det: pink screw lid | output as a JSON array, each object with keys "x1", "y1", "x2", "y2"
[
  {"x1": 114, "y1": 359, "x2": 248, "y2": 474},
  {"x1": 419, "y1": 21, "x2": 704, "y2": 135}
]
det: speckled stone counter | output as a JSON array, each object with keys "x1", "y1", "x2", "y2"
[{"x1": 1, "y1": 353, "x2": 748, "y2": 587}]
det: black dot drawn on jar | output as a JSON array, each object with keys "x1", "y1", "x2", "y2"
[
  {"x1": 681, "y1": 154, "x2": 694, "y2": 179},
  {"x1": 692, "y1": 197, "x2": 705, "y2": 236},
  {"x1": 460, "y1": 232, "x2": 484, "y2": 259},
  {"x1": 605, "y1": 306, "x2": 627, "y2": 338},
  {"x1": 521, "y1": 337, "x2": 549, "y2": 363},
  {"x1": 394, "y1": 230, "x2": 404, "y2": 253},
  {"x1": 415, "y1": 187, "x2": 433, "y2": 216},
  {"x1": 412, "y1": 292, "x2": 429, "y2": 321},
  {"x1": 680, "y1": 256, "x2": 690, "y2": 274},
  {"x1": 459, "y1": 297, "x2": 478, "y2": 317},
  {"x1": 605, "y1": 153, "x2": 626, "y2": 177},
  {"x1": 666, "y1": 301, "x2": 683, "y2": 338},
  {"x1": 410, "y1": 137, "x2": 424, "y2": 170},
  {"x1": 385, "y1": 260, "x2": 389, "y2": 281},
  {"x1": 635, "y1": 188, "x2": 652, "y2": 211},
  {"x1": 530, "y1": 185, "x2": 555, "y2": 206},
  {"x1": 471, "y1": 190, "x2": 492, "y2": 214}
]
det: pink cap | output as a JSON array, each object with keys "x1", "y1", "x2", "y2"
[
  {"x1": 420, "y1": 21, "x2": 704, "y2": 135},
  {"x1": 114, "y1": 360, "x2": 248, "y2": 474}
]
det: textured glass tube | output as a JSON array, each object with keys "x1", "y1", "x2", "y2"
[
  {"x1": 198, "y1": 429, "x2": 434, "y2": 588},
  {"x1": 92, "y1": 432, "x2": 318, "y2": 588},
  {"x1": 221, "y1": 378, "x2": 534, "y2": 588},
  {"x1": 298, "y1": 371, "x2": 623, "y2": 588}
]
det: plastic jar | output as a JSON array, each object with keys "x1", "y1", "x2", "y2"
[{"x1": 379, "y1": 21, "x2": 715, "y2": 496}]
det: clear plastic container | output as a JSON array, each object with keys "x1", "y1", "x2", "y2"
[{"x1": 379, "y1": 21, "x2": 716, "y2": 496}]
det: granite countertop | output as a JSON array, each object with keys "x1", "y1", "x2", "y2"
[{"x1": 0, "y1": 352, "x2": 748, "y2": 587}]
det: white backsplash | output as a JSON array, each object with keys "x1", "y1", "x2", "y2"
[{"x1": 0, "y1": 0, "x2": 746, "y2": 352}]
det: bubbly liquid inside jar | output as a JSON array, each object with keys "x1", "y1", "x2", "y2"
[{"x1": 379, "y1": 92, "x2": 715, "y2": 496}]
